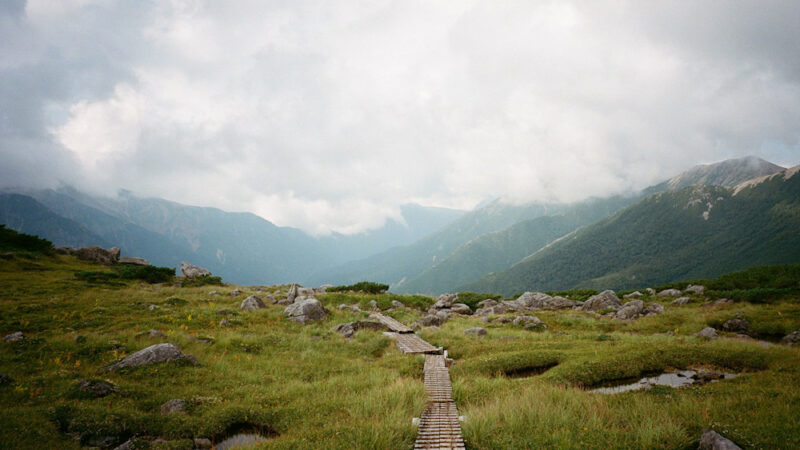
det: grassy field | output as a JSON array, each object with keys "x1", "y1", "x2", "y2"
[{"x1": 1, "y1": 252, "x2": 799, "y2": 448}]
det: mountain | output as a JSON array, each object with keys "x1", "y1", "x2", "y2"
[
  {"x1": 462, "y1": 165, "x2": 800, "y2": 295},
  {"x1": 645, "y1": 156, "x2": 784, "y2": 193}
]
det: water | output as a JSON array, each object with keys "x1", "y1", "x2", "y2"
[
  {"x1": 590, "y1": 370, "x2": 738, "y2": 394},
  {"x1": 214, "y1": 433, "x2": 269, "y2": 449}
]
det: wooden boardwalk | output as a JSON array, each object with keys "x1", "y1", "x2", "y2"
[
  {"x1": 415, "y1": 354, "x2": 465, "y2": 449},
  {"x1": 386, "y1": 332, "x2": 442, "y2": 354},
  {"x1": 370, "y1": 313, "x2": 414, "y2": 333}
]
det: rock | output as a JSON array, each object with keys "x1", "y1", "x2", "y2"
[
  {"x1": 180, "y1": 261, "x2": 210, "y2": 278},
  {"x1": 113, "y1": 439, "x2": 134, "y2": 450},
  {"x1": 119, "y1": 256, "x2": 149, "y2": 265},
  {"x1": 477, "y1": 299, "x2": 498, "y2": 308},
  {"x1": 208, "y1": 290, "x2": 219, "y2": 296},
  {"x1": 194, "y1": 438, "x2": 213, "y2": 449},
  {"x1": 435, "y1": 310, "x2": 450, "y2": 322},
  {"x1": 286, "y1": 284, "x2": 299, "y2": 303},
  {"x1": 544, "y1": 296, "x2": 577, "y2": 310},
  {"x1": 433, "y1": 293, "x2": 458, "y2": 309},
  {"x1": 285, "y1": 298, "x2": 329, "y2": 324},
  {"x1": 623, "y1": 291, "x2": 644, "y2": 299},
  {"x1": 265, "y1": 295, "x2": 277, "y2": 304},
  {"x1": 580, "y1": 290, "x2": 622, "y2": 312},
  {"x1": 106, "y1": 343, "x2": 198, "y2": 371},
  {"x1": 645, "y1": 288, "x2": 655, "y2": 295},
  {"x1": 614, "y1": 300, "x2": 644, "y2": 320},
  {"x1": 334, "y1": 321, "x2": 388, "y2": 338},
  {"x1": 219, "y1": 319, "x2": 230, "y2": 326},
  {"x1": 240, "y1": 295, "x2": 266, "y2": 311},
  {"x1": 685, "y1": 284, "x2": 706, "y2": 294},
  {"x1": 495, "y1": 316, "x2": 513, "y2": 324},
  {"x1": 368, "y1": 299, "x2": 379, "y2": 310},
  {"x1": 422, "y1": 314, "x2": 442, "y2": 327},
  {"x1": 337, "y1": 304, "x2": 360, "y2": 313},
  {"x1": 712, "y1": 298, "x2": 733, "y2": 306},
  {"x1": 391, "y1": 300, "x2": 404, "y2": 309},
  {"x1": 148, "y1": 329, "x2": 167, "y2": 338},
  {"x1": 524, "y1": 322, "x2": 547, "y2": 331},
  {"x1": 160, "y1": 398, "x2": 186, "y2": 414},
  {"x1": 513, "y1": 315, "x2": 544, "y2": 327},
  {"x1": 0, "y1": 373, "x2": 12, "y2": 385},
  {"x1": 672, "y1": 297, "x2": 692, "y2": 306},
  {"x1": 698, "y1": 429, "x2": 742, "y2": 450},
  {"x1": 315, "y1": 284, "x2": 332, "y2": 294},
  {"x1": 230, "y1": 289, "x2": 242, "y2": 296},
  {"x1": 694, "y1": 327, "x2": 718, "y2": 339},
  {"x1": 75, "y1": 379, "x2": 116, "y2": 397},
  {"x1": 514, "y1": 291, "x2": 551, "y2": 309},
  {"x1": 450, "y1": 303, "x2": 472, "y2": 315},
  {"x1": 475, "y1": 304, "x2": 510, "y2": 316},
  {"x1": 3, "y1": 331, "x2": 23, "y2": 342},
  {"x1": 74, "y1": 246, "x2": 120, "y2": 265},
  {"x1": 86, "y1": 435, "x2": 123, "y2": 448},
  {"x1": 782, "y1": 329, "x2": 800, "y2": 346},
  {"x1": 657, "y1": 288, "x2": 682, "y2": 297},
  {"x1": 148, "y1": 304, "x2": 158, "y2": 311},
  {"x1": 721, "y1": 318, "x2": 750, "y2": 334},
  {"x1": 693, "y1": 370, "x2": 725, "y2": 383},
  {"x1": 464, "y1": 327, "x2": 487, "y2": 336},
  {"x1": 643, "y1": 303, "x2": 665, "y2": 316}
]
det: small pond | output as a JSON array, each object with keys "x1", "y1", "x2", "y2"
[{"x1": 590, "y1": 370, "x2": 738, "y2": 394}]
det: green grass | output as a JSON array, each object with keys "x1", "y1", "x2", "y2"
[{"x1": 1, "y1": 252, "x2": 799, "y2": 448}]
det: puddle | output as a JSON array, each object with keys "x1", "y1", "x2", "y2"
[
  {"x1": 590, "y1": 370, "x2": 738, "y2": 394},
  {"x1": 502, "y1": 363, "x2": 558, "y2": 378},
  {"x1": 214, "y1": 433, "x2": 269, "y2": 449}
]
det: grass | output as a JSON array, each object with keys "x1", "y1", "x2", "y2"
[{"x1": 1, "y1": 252, "x2": 799, "y2": 448}]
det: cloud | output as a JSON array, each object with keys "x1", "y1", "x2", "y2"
[{"x1": 2, "y1": 1, "x2": 799, "y2": 235}]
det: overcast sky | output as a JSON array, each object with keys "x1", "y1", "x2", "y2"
[{"x1": 1, "y1": 1, "x2": 799, "y2": 235}]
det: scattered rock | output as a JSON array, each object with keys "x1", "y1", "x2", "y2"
[
  {"x1": 160, "y1": 398, "x2": 186, "y2": 414},
  {"x1": 657, "y1": 288, "x2": 682, "y2": 297},
  {"x1": 106, "y1": 343, "x2": 198, "y2": 371},
  {"x1": 391, "y1": 300, "x2": 404, "y2": 309},
  {"x1": 477, "y1": 299, "x2": 498, "y2": 308},
  {"x1": 75, "y1": 379, "x2": 116, "y2": 397},
  {"x1": 230, "y1": 289, "x2": 242, "y2": 296},
  {"x1": 475, "y1": 304, "x2": 510, "y2": 316},
  {"x1": 3, "y1": 331, "x2": 23, "y2": 342},
  {"x1": 435, "y1": 310, "x2": 451, "y2": 323},
  {"x1": 495, "y1": 316, "x2": 514, "y2": 324},
  {"x1": 685, "y1": 284, "x2": 706, "y2": 294},
  {"x1": 464, "y1": 327, "x2": 487, "y2": 336},
  {"x1": 580, "y1": 290, "x2": 622, "y2": 312},
  {"x1": 284, "y1": 298, "x2": 329, "y2": 324},
  {"x1": 119, "y1": 256, "x2": 149, "y2": 265},
  {"x1": 240, "y1": 295, "x2": 266, "y2": 311},
  {"x1": 712, "y1": 298, "x2": 733, "y2": 306},
  {"x1": 643, "y1": 303, "x2": 665, "y2": 316},
  {"x1": 148, "y1": 329, "x2": 167, "y2": 338},
  {"x1": 265, "y1": 295, "x2": 277, "y2": 304},
  {"x1": 645, "y1": 288, "x2": 655, "y2": 295},
  {"x1": 219, "y1": 319, "x2": 230, "y2": 326},
  {"x1": 315, "y1": 285, "x2": 332, "y2": 294},
  {"x1": 513, "y1": 315, "x2": 544, "y2": 327},
  {"x1": 217, "y1": 309, "x2": 237, "y2": 315},
  {"x1": 298, "y1": 286, "x2": 315, "y2": 296},
  {"x1": 193, "y1": 438, "x2": 213, "y2": 449},
  {"x1": 368, "y1": 299, "x2": 379, "y2": 310},
  {"x1": 433, "y1": 293, "x2": 458, "y2": 309},
  {"x1": 693, "y1": 370, "x2": 725, "y2": 383},
  {"x1": 721, "y1": 318, "x2": 750, "y2": 334},
  {"x1": 623, "y1": 291, "x2": 644, "y2": 299},
  {"x1": 450, "y1": 303, "x2": 472, "y2": 315},
  {"x1": 524, "y1": 322, "x2": 547, "y2": 331},
  {"x1": 698, "y1": 429, "x2": 742, "y2": 450},
  {"x1": 208, "y1": 290, "x2": 220, "y2": 296},
  {"x1": 286, "y1": 283, "x2": 299, "y2": 303},
  {"x1": 694, "y1": 327, "x2": 718, "y2": 339},
  {"x1": 148, "y1": 304, "x2": 158, "y2": 311},
  {"x1": 614, "y1": 300, "x2": 644, "y2": 320},
  {"x1": 782, "y1": 329, "x2": 800, "y2": 346},
  {"x1": 672, "y1": 297, "x2": 692, "y2": 306},
  {"x1": 74, "y1": 246, "x2": 120, "y2": 265},
  {"x1": 334, "y1": 321, "x2": 388, "y2": 338},
  {"x1": 422, "y1": 314, "x2": 442, "y2": 327},
  {"x1": 337, "y1": 304, "x2": 360, "y2": 313},
  {"x1": 180, "y1": 261, "x2": 210, "y2": 278},
  {"x1": 0, "y1": 373, "x2": 13, "y2": 385}
]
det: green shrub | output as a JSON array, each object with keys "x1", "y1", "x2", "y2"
[
  {"x1": 545, "y1": 289, "x2": 599, "y2": 301},
  {"x1": 116, "y1": 264, "x2": 175, "y2": 283},
  {"x1": 0, "y1": 225, "x2": 53, "y2": 254},
  {"x1": 328, "y1": 281, "x2": 389, "y2": 294},
  {"x1": 455, "y1": 292, "x2": 503, "y2": 310},
  {"x1": 180, "y1": 275, "x2": 223, "y2": 287}
]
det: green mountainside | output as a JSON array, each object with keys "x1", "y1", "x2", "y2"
[{"x1": 462, "y1": 166, "x2": 800, "y2": 296}]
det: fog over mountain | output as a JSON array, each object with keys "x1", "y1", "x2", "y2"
[{"x1": 2, "y1": 1, "x2": 800, "y2": 236}]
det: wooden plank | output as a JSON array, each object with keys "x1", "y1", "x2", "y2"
[{"x1": 370, "y1": 313, "x2": 413, "y2": 333}]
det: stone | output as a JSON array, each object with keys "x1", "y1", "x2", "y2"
[
  {"x1": 580, "y1": 290, "x2": 622, "y2": 312},
  {"x1": 433, "y1": 293, "x2": 458, "y2": 309},
  {"x1": 219, "y1": 319, "x2": 230, "y2": 326},
  {"x1": 643, "y1": 302, "x2": 665, "y2": 316},
  {"x1": 422, "y1": 314, "x2": 442, "y2": 327},
  {"x1": 513, "y1": 315, "x2": 544, "y2": 327},
  {"x1": 450, "y1": 303, "x2": 472, "y2": 315},
  {"x1": 657, "y1": 288, "x2": 682, "y2": 297},
  {"x1": 266, "y1": 295, "x2": 277, "y2": 304},
  {"x1": 694, "y1": 327, "x2": 718, "y2": 339},
  {"x1": 477, "y1": 299, "x2": 498, "y2": 308},
  {"x1": 334, "y1": 321, "x2": 388, "y2": 338},
  {"x1": 3, "y1": 331, "x2": 23, "y2": 342},
  {"x1": 435, "y1": 310, "x2": 450, "y2": 322},
  {"x1": 240, "y1": 295, "x2": 266, "y2": 311},
  {"x1": 475, "y1": 304, "x2": 510, "y2": 316},
  {"x1": 284, "y1": 298, "x2": 329, "y2": 324},
  {"x1": 119, "y1": 256, "x2": 149, "y2": 265},
  {"x1": 369, "y1": 299, "x2": 379, "y2": 310},
  {"x1": 543, "y1": 296, "x2": 577, "y2": 310},
  {"x1": 337, "y1": 304, "x2": 360, "y2": 313},
  {"x1": 672, "y1": 297, "x2": 692, "y2": 306},
  {"x1": 113, "y1": 439, "x2": 134, "y2": 450},
  {"x1": 316, "y1": 284, "x2": 332, "y2": 294},
  {"x1": 685, "y1": 284, "x2": 706, "y2": 294},
  {"x1": 75, "y1": 379, "x2": 116, "y2": 397},
  {"x1": 193, "y1": 438, "x2": 213, "y2": 448},
  {"x1": 524, "y1": 322, "x2": 547, "y2": 331},
  {"x1": 208, "y1": 290, "x2": 219, "y2": 296},
  {"x1": 698, "y1": 429, "x2": 742, "y2": 450},
  {"x1": 464, "y1": 327, "x2": 487, "y2": 336},
  {"x1": 712, "y1": 298, "x2": 733, "y2": 306},
  {"x1": 514, "y1": 291, "x2": 551, "y2": 309},
  {"x1": 74, "y1": 246, "x2": 120, "y2": 265},
  {"x1": 693, "y1": 370, "x2": 725, "y2": 383},
  {"x1": 160, "y1": 398, "x2": 186, "y2": 414},
  {"x1": 148, "y1": 329, "x2": 167, "y2": 338},
  {"x1": 721, "y1": 318, "x2": 750, "y2": 334},
  {"x1": 106, "y1": 343, "x2": 198, "y2": 371},
  {"x1": 180, "y1": 261, "x2": 210, "y2": 278},
  {"x1": 391, "y1": 300, "x2": 404, "y2": 309},
  {"x1": 286, "y1": 284, "x2": 299, "y2": 303},
  {"x1": 217, "y1": 309, "x2": 237, "y2": 315},
  {"x1": 0, "y1": 373, "x2": 13, "y2": 385},
  {"x1": 148, "y1": 304, "x2": 158, "y2": 311},
  {"x1": 614, "y1": 300, "x2": 644, "y2": 320},
  {"x1": 623, "y1": 291, "x2": 644, "y2": 299},
  {"x1": 495, "y1": 316, "x2": 514, "y2": 324},
  {"x1": 230, "y1": 289, "x2": 242, "y2": 296},
  {"x1": 645, "y1": 288, "x2": 655, "y2": 295},
  {"x1": 782, "y1": 329, "x2": 800, "y2": 346}
]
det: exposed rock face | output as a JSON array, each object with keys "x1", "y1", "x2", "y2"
[
  {"x1": 698, "y1": 429, "x2": 742, "y2": 450},
  {"x1": 71, "y1": 246, "x2": 120, "y2": 265},
  {"x1": 422, "y1": 314, "x2": 442, "y2": 327},
  {"x1": 160, "y1": 398, "x2": 186, "y2": 414},
  {"x1": 240, "y1": 295, "x2": 266, "y2": 311},
  {"x1": 657, "y1": 288, "x2": 682, "y2": 297},
  {"x1": 180, "y1": 261, "x2": 210, "y2": 278},
  {"x1": 513, "y1": 315, "x2": 544, "y2": 328},
  {"x1": 284, "y1": 298, "x2": 329, "y2": 324},
  {"x1": 3, "y1": 331, "x2": 23, "y2": 342},
  {"x1": 614, "y1": 300, "x2": 644, "y2": 320},
  {"x1": 645, "y1": 288, "x2": 655, "y2": 295},
  {"x1": 477, "y1": 299, "x2": 498, "y2": 308},
  {"x1": 695, "y1": 327, "x2": 718, "y2": 339},
  {"x1": 580, "y1": 290, "x2": 622, "y2": 312},
  {"x1": 643, "y1": 303, "x2": 665, "y2": 316},
  {"x1": 623, "y1": 291, "x2": 643, "y2": 299},
  {"x1": 543, "y1": 296, "x2": 577, "y2": 310},
  {"x1": 464, "y1": 327, "x2": 487, "y2": 336},
  {"x1": 782, "y1": 329, "x2": 800, "y2": 346},
  {"x1": 106, "y1": 343, "x2": 198, "y2": 371},
  {"x1": 721, "y1": 318, "x2": 750, "y2": 334},
  {"x1": 685, "y1": 284, "x2": 706, "y2": 294},
  {"x1": 672, "y1": 297, "x2": 692, "y2": 306},
  {"x1": 119, "y1": 256, "x2": 149, "y2": 266},
  {"x1": 450, "y1": 303, "x2": 472, "y2": 315},
  {"x1": 193, "y1": 438, "x2": 213, "y2": 449},
  {"x1": 334, "y1": 321, "x2": 388, "y2": 338},
  {"x1": 75, "y1": 379, "x2": 116, "y2": 397},
  {"x1": 286, "y1": 284, "x2": 299, "y2": 303},
  {"x1": 433, "y1": 293, "x2": 458, "y2": 309},
  {"x1": 298, "y1": 287, "x2": 315, "y2": 296}
]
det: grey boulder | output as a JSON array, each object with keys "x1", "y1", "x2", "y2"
[
  {"x1": 782, "y1": 329, "x2": 800, "y2": 346},
  {"x1": 75, "y1": 379, "x2": 116, "y2": 397},
  {"x1": 698, "y1": 429, "x2": 742, "y2": 450},
  {"x1": 623, "y1": 291, "x2": 644, "y2": 299},
  {"x1": 513, "y1": 315, "x2": 544, "y2": 327},
  {"x1": 450, "y1": 303, "x2": 472, "y2": 315},
  {"x1": 286, "y1": 283, "x2": 299, "y2": 303},
  {"x1": 240, "y1": 295, "x2": 266, "y2": 311},
  {"x1": 334, "y1": 321, "x2": 387, "y2": 338},
  {"x1": 160, "y1": 398, "x2": 186, "y2": 414},
  {"x1": 119, "y1": 256, "x2": 149, "y2": 266},
  {"x1": 685, "y1": 284, "x2": 706, "y2": 294},
  {"x1": 3, "y1": 331, "x2": 23, "y2": 342},
  {"x1": 433, "y1": 293, "x2": 458, "y2": 309},
  {"x1": 422, "y1": 314, "x2": 442, "y2": 327},
  {"x1": 721, "y1": 318, "x2": 750, "y2": 334},
  {"x1": 285, "y1": 298, "x2": 329, "y2": 324},
  {"x1": 657, "y1": 288, "x2": 682, "y2": 297},
  {"x1": 464, "y1": 327, "x2": 487, "y2": 336},
  {"x1": 672, "y1": 297, "x2": 692, "y2": 306},
  {"x1": 106, "y1": 343, "x2": 198, "y2": 371},
  {"x1": 74, "y1": 246, "x2": 120, "y2": 265},
  {"x1": 580, "y1": 290, "x2": 622, "y2": 312},
  {"x1": 694, "y1": 327, "x2": 718, "y2": 339},
  {"x1": 180, "y1": 261, "x2": 210, "y2": 278},
  {"x1": 614, "y1": 300, "x2": 644, "y2": 320}
]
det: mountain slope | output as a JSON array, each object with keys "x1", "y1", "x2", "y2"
[
  {"x1": 462, "y1": 166, "x2": 800, "y2": 295},
  {"x1": 645, "y1": 156, "x2": 784, "y2": 193}
]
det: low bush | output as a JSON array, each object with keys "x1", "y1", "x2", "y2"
[
  {"x1": 180, "y1": 275, "x2": 223, "y2": 287},
  {"x1": 0, "y1": 225, "x2": 53, "y2": 254},
  {"x1": 328, "y1": 281, "x2": 389, "y2": 294},
  {"x1": 545, "y1": 289, "x2": 599, "y2": 301}
]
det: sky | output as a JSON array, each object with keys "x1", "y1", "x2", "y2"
[{"x1": 1, "y1": 0, "x2": 799, "y2": 235}]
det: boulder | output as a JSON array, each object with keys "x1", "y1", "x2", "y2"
[
  {"x1": 334, "y1": 321, "x2": 388, "y2": 338},
  {"x1": 464, "y1": 327, "x2": 487, "y2": 336},
  {"x1": 645, "y1": 288, "x2": 655, "y2": 295},
  {"x1": 74, "y1": 246, "x2": 120, "y2": 265},
  {"x1": 672, "y1": 297, "x2": 692, "y2": 306},
  {"x1": 721, "y1": 318, "x2": 750, "y2": 334},
  {"x1": 422, "y1": 314, "x2": 442, "y2": 327},
  {"x1": 657, "y1": 288, "x2": 682, "y2": 297},
  {"x1": 450, "y1": 303, "x2": 472, "y2": 315},
  {"x1": 495, "y1": 316, "x2": 514, "y2": 324},
  {"x1": 524, "y1": 321, "x2": 547, "y2": 331},
  {"x1": 148, "y1": 329, "x2": 167, "y2": 338},
  {"x1": 337, "y1": 304, "x2": 360, "y2": 313},
  {"x1": 240, "y1": 295, "x2": 266, "y2": 311},
  {"x1": 685, "y1": 284, "x2": 706, "y2": 294},
  {"x1": 119, "y1": 256, "x2": 149, "y2": 266},
  {"x1": 208, "y1": 290, "x2": 219, "y2": 296},
  {"x1": 368, "y1": 299, "x2": 379, "y2": 310},
  {"x1": 230, "y1": 289, "x2": 242, "y2": 296},
  {"x1": 580, "y1": 290, "x2": 622, "y2": 312},
  {"x1": 514, "y1": 292, "x2": 551, "y2": 309},
  {"x1": 286, "y1": 284, "x2": 299, "y2": 303},
  {"x1": 698, "y1": 429, "x2": 742, "y2": 450},
  {"x1": 623, "y1": 291, "x2": 644, "y2": 299},
  {"x1": 284, "y1": 298, "x2": 329, "y2": 324},
  {"x1": 782, "y1": 329, "x2": 800, "y2": 346},
  {"x1": 315, "y1": 285, "x2": 332, "y2": 294},
  {"x1": 513, "y1": 315, "x2": 544, "y2": 327},
  {"x1": 106, "y1": 343, "x2": 198, "y2": 371},
  {"x1": 475, "y1": 305, "x2": 510, "y2": 316},
  {"x1": 160, "y1": 398, "x2": 186, "y2": 414},
  {"x1": 180, "y1": 261, "x2": 210, "y2": 278},
  {"x1": 712, "y1": 298, "x2": 733, "y2": 306},
  {"x1": 193, "y1": 438, "x2": 213, "y2": 449},
  {"x1": 3, "y1": 331, "x2": 23, "y2": 342},
  {"x1": 694, "y1": 327, "x2": 718, "y2": 339},
  {"x1": 477, "y1": 299, "x2": 498, "y2": 308},
  {"x1": 643, "y1": 303, "x2": 665, "y2": 316},
  {"x1": 75, "y1": 379, "x2": 116, "y2": 397},
  {"x1": 614, "y1": 300, "x2": 644, "y2": 320},
  {"x1": 298, "y1": 287, "x2": 315, "y2": 296},
  {"x1": 391, "y1": 300, "x2": 404, "y2": 309},
  {"x1": 435, "y1": 310, "x2": 451, "y2": 322},
  {"x1": 433, "y1": 293, "x2": 458, "y2": 309},
  {"x1": 219, "y1": 319, "x2": 230, "y2": 326},
  {"x1": 543, "y1": 296, "x2": 577, "y2": 310}
]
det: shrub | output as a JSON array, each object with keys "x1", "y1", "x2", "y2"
[
  {"x1": 180, "y1": 275, "x2": 224, "y2": 287},
  {"x1": 455, "y1": 292, "x2": 503, "y2": 310},
  {"x1": 328, "y1": 281, "x2": 389, "y2": 294},
  {"x1": 546, "y1": 289, "x2": 599, "y2": 301},
  {"x1": 116, "y1": 265, "x2": 175, "y2": 284},
  {"x1": 0, "y1": 225, "x2": 53, "y2": 254}
]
